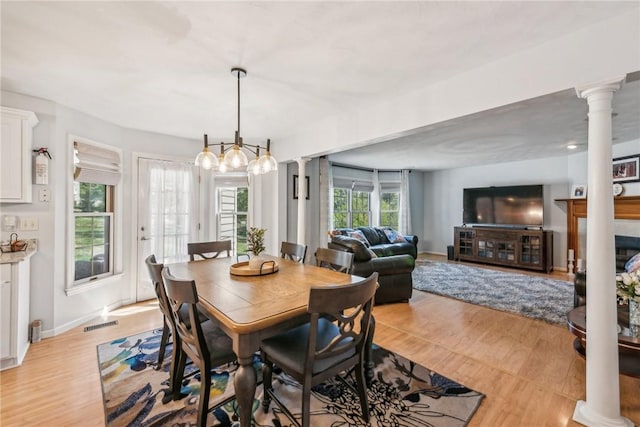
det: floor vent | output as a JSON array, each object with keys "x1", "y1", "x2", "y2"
[{"x1": 84, "y1": 320, "x2": 118, "y2": 332}]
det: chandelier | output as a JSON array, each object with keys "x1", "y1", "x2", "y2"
[{"x1": 195, "y1": 67, "x2": 278, "y2": 174}]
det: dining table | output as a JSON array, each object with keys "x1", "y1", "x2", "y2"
[{"x1": 167, "y1": 254, "x2": 369, "y2": 427}]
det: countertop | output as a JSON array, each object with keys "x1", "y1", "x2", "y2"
[{"x1": 0, "y1": 239, "x2": 37, "y2": 264}]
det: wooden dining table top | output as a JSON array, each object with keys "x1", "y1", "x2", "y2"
[{"x1": 167, "y1": 254, "x2": 361, "y2": 334}]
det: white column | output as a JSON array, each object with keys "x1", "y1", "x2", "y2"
[
  {"x1": 296, "y1": 158, "x2": 310, "y2": 246},
  {"x1": 574, "y1": 76, "x2": 631, "y2": 427}
]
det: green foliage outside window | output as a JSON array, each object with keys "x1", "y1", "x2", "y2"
[
  {"x1": 218, "y1": 187, "x2": 248, "y2": 254},
  {"x1": 380, "y1": 192, "x2": 399, "y2": 228},
  {"x1": 332, "y1": 188, "x2": 370, "y2": 228},
  {"x1": 333, "y1": 188, "x2": 348, "y2": 228},
  {"x1": 74, "y1": 182, "x2": 111, "y2": 281}
]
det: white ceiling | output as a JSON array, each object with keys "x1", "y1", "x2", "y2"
[{"x1": 2, "y1": 1, "x2": 639, "y2": 171}]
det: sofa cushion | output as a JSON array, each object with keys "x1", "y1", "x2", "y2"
[
  {"x1": 351, "y1": 254, "x2": 415, "y2": 277},
  {"x1": 330, "y1": 235, "x2": 372, "y2": 262},
  {"x1": 357, "y1": 227, "x2": 389, "y2": 246},
  {"x1": 370, "y1": 242, "x2": 417, "y2": 259}
]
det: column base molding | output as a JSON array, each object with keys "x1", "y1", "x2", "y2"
[{"x1": 573, "y1": 400, "x2": 633, "y2": 427}]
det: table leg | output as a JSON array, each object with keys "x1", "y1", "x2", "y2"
[{"x1": 235, "y1": 353, "x2": 257, "y2": 427}]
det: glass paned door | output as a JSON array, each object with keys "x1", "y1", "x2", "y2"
[{"x1": 136, "y1": 157, "x2": 199, "y2": 301}]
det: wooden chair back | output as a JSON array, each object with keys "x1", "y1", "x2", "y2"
[
  {"x1": 161, "y1": 267, "x2": 210, "y2": 366},
  {"x1": 280, "y1": 241, "x2": 307, "y2": 263},
  {"x1": 161, "y1": 267, "x2": 235, "y2": 427},
  {"x1": 260, "y1": 272, "x2": 378, "y2": 426},
  {"x1": 145, "y1": 254, "x2": 171, "y2": 320},
  {"x1": 306, "y1": 272, "x2": 377, "y2": 366},
  {"x1": 187, "y1": 240, "x2": 231, "y2": 261},
  {"x1": 314, "y1": 247, "x2": 354, "y2": 274}
]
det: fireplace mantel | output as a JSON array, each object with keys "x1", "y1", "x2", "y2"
[{"x1": 555, "y1": 196, "x2": 640, "y2": 261}]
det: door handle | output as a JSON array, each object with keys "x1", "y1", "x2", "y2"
[{"x1": 140, "y1": 237, "x2": 152, "y2": 241}]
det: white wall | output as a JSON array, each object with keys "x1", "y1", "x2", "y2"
[
  {"x1": 422, "y1": 139, "x2": 640, "y2": 271},
  {"x1": 0, "y1": 90, "x2": 202, "y2": 336}
]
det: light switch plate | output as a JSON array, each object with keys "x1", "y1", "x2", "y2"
[{"x1": 19, "y1": 218, "x2": 38, "y2": 231}]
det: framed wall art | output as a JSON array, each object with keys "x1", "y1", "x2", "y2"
[
  {"x1": 293, "y1": 174, "x2": 310, "y2": 200},
  {"x1": 612, "y1": 154, "x2": 640, "y2": 183},
  {"x1": 571, "y1": 184, "x2": 587, "y2": 199}
]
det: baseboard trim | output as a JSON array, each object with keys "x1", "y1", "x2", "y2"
[{"x1": 41, "y1": 298, "x2": 133, "y2": 339}]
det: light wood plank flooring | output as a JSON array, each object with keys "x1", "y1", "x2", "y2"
[{"x1": 1, "y1": 255, "x2": 638, "y2": 426}]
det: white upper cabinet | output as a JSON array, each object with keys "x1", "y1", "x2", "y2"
[{"x1": 0, "y1": 107, "x2": 39, "y2": 203}]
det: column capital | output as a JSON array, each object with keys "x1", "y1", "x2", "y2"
[
  {"x1": 295, "y1": 157, "x2": 311, "y2": 165},
  {"x1": 575, "y1": 75, "x2": 625, "y2": 99}
]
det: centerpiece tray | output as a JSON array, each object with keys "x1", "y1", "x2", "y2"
[{"x1": 230, "y1": 260, "x2": 278, "y2": 276}]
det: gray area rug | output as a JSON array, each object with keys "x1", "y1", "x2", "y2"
[{"x1": 412, "y1": 261, "x2": 574, "y2": 324}]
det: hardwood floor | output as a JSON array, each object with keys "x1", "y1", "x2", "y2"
[{"x1": 1, "y1": 256, "x2": 638, "y2": 426}]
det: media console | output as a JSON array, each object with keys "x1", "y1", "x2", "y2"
[{"x1": 454, "y1": 226, "x2": 553, "y2": 273}]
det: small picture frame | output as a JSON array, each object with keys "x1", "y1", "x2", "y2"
[
  {"x1": 612, "y1": 154, "x2": 640, "y2": 183},
  {"x1": 571, "y1": 184, "x2": 587, "y2": 199},
  {"x1": 293, "y1": 174, "x2": 309, "y2": 200}
]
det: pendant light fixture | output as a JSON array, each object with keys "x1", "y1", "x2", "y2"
[{"x1": 195, "y1": 67, "x2": 278, "y2": 174}]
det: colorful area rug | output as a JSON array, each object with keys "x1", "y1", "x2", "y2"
[
  {"x1": 98, "y1": 329, "x2": 484, "y2": 426},
  {"x1": 412, "y1": 260, "x2": 574, "y2": 324}
]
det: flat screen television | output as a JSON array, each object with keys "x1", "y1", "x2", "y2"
[{"x1": 463, "y1": 184, "x2": 544, "y2": 227}]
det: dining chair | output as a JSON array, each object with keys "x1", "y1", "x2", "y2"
[
  {"x1": 280, "y1": 241, "x2": 307, "y2": 263},
  {"x1": 187, "y1": 240, "x2": 232, "y2": 261},
  {"x1": 144, "y1": 255, "x2": 174, "y2": 370},
  {"x1": 162, "y1": 267, "x2": 237, "y2": 427},
  {"x1": 260, "y1": 272, "x2": 378, "y2": 427},
  {"x1": 314, "y1": 247, "x2": 354, "y2": 273},
  {"x1": 145, "y1": 255, "x2": 212, "y2": 393}
]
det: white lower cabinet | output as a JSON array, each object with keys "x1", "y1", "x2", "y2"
[{"x1": 0, "y1": 259, "x2": 31, "y2": 370}]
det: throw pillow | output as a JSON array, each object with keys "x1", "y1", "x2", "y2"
[
  {"x1": 383, "y1": 228, "x2": 407, "y2": 244},
  {"x1": 348, "y1": 230, "x2": 370, "y2": 247},
  {"x1": 625, "y1": 252, "x2": 640, "y2": 273},
  {"x1": 327, "y1": 229, "x2": 345, "y2": 238}
]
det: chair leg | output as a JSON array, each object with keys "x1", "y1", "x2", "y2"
[
  {"x1": 197, "y1": 361, "x2": 211, "y2": 427},
  {"x1": 354, "y1": 362, "x2": 370, "y2": 423},
  {"x1": 302, "y1": 381, "x2": 311, "y2": 427},
  {"x1": 262, "y1": 354, "x2": 273, "y2": 413},
  {"x1": 156, "y1": 319, "x2": 170, "y2": 369},
  {"x1": 172, "y1": 348, "x2": 187, "y2": 401}
]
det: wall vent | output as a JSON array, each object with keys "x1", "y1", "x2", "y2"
[{"x1": 84, "y1": 320, "x2": 118, "y2": 332}]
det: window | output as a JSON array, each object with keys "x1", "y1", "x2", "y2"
[
  {"x1": 217, "y1": 187, "x2": 248, "y2": 254},
  {"x1": 332, "y1": 188, "x2": 370, "y2": 228},
  {"x1": 74, "y1": 182, "x2": 113, "y2": 282},
  {"x1": 69, "y1": 137, "x2": 121, "y2": 291},
  {"x1": 351, "y1": 191, "x2": 370, "y2": 227},
  {"x1": 333, "y1": 188, "x2": 348, "y2": 228},
  {"x1": 380, "y1": 191, "x2": 399, "y2": 229}
]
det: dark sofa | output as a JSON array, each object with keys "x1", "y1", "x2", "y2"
[{"x1": 328, "y1": 227, "x2": 417, "y2": 304}]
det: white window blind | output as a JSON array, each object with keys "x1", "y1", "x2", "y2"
[
  {"x1": 74, "y1": 141, "x2": 122, "y2": 185},
  {"x1": 378, "y1": 170, "x2": 402, "y2": 192},
  {"x1": 331, "y1": 165, "x2": 374, "y2": 192},
  {"x1": 214, "y1": 172, "x2": 249, "y2": 188}
]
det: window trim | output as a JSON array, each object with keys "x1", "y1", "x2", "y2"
[
  {"x1": 72, "y1": 211, "x2": 114, "y2": 285},
  {"x1": 66, "y1": 134, "x2": 123, "y2": 294}
]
